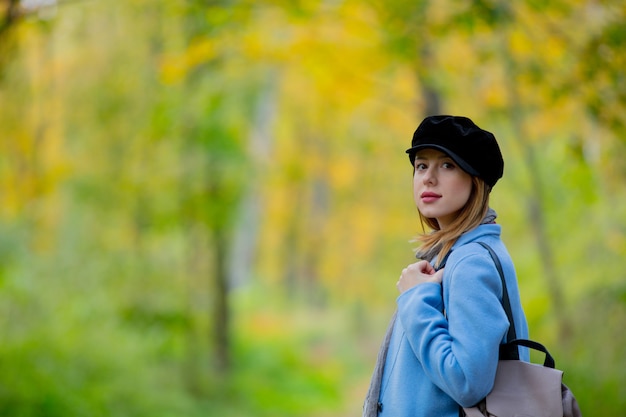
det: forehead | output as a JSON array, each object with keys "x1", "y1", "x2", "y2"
[{"x1": 414, "y1": 148, "x2": 451, "y2": 159}]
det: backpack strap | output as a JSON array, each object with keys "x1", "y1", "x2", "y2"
[{"x1": 476, "y1": 242, "x2": 519, "y2": 360}]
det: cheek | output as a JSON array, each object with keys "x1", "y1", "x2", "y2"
[
  {"x1": 456, "y1": 179, "x2": 473, "y2": 204},
  {"x1": 412, "y1": 174, "x2": 421, "y2": 202}
]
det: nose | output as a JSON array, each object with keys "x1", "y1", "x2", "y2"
[{"x1": 422, "y1": 166, "x2": 436, "y2": 185}]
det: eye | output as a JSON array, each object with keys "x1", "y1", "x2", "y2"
[
  {"x1": 415, "y1": 162, "x2": 427, "y2": 170},
  {"x1": 442, "y1": 161, "x2": 456, "y2": 169}
]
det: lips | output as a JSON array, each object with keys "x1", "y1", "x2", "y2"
[{"x1": 420, "y1": 191, "x2": 441, "y2": 203}]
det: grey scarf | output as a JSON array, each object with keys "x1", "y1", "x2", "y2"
[
  {"x1": 362, "y1": 311, "x2": 397, "y2": 417},
  {"x1": 362, "y1": 208, "x2": 498, "y2": 417}
]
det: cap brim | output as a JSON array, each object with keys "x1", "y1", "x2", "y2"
[{"x1": 405, "y1": 144, "x2": 480, "y2": 177}]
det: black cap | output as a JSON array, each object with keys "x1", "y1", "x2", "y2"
[{"x1": 405, "y1": 115, "x2": 504, "y2": 188}]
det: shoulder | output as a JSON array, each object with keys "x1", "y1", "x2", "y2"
[
  {"x1": 454, "y1": 223, "x2": 502, "y2": 247},
  {"x1": 444, "y1": 240, "x2": 506, "y2": 295},
  {"x1": 446, "y1": 243, "x2": 497, "y2": 275},
  {"x1": 448, "y1": 223, "x2": 512, "y2": 268}
]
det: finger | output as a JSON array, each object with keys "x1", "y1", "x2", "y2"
[
  {"x1": 416, "y1": 260, "x2": 435, "y2": 275},
  {"x1": 432, "y1": 268, "x2": 445, "y2": 283}
]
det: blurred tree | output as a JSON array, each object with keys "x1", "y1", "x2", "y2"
[
  {"x1": 367, "y1": 0, "x2": 442, "y2": 116},
  {"x1": 491, "y1": 0, "x2": 573, "y2": 341},
  {"x1": 172, "y1": 0, "x2": 255, "y2": 377},
  {"x1": 0, "y1": 0, "x2": 20, "y2": 39},
  {"x1": 1, "y1": 1, "x2": 626, "y2": 415},
  {"x1": 576, "y1": 1, "x2": 626, "y2": 185}
]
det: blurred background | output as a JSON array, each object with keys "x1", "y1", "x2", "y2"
[{"x1": 0, "y1": 0, "x2": 625, "y2": 415}]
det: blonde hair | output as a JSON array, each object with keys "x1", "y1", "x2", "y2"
[{"x1": 416, "y1": 176, "x2": 491, "y2": 267}]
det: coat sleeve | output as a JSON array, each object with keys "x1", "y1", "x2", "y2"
[{"x1": 396, "y1": 250, "x2": 510, "y2": 407}]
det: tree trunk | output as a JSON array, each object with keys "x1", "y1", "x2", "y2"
[
  {"x1": 0, "y1": 0, "x2": 19, "y2": 40},
  {"x1": 183, "y1": 222, "x2": 206, "y2": 395},
  {"x1": 212, "y1": 225, "x2": 230, "y2": 373},
  {"x1": 416, "y1": 42, "x2": 442, "y2": 117}
]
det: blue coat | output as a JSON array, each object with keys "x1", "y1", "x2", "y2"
[{"x1": 377, "y1": 224, "x2": 529, "y2": 417}]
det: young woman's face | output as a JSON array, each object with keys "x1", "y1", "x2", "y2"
[{"x1": 413, "y1": 148, "x2": 473, "y2": 229}]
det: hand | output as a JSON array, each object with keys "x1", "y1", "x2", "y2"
[{"x1": 396, "y1": 260, "x2": 444, "y2": 293}]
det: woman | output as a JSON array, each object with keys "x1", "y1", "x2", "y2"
[{"x1": 363, "y1": 115, "x2": 529, "y2": 417}]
